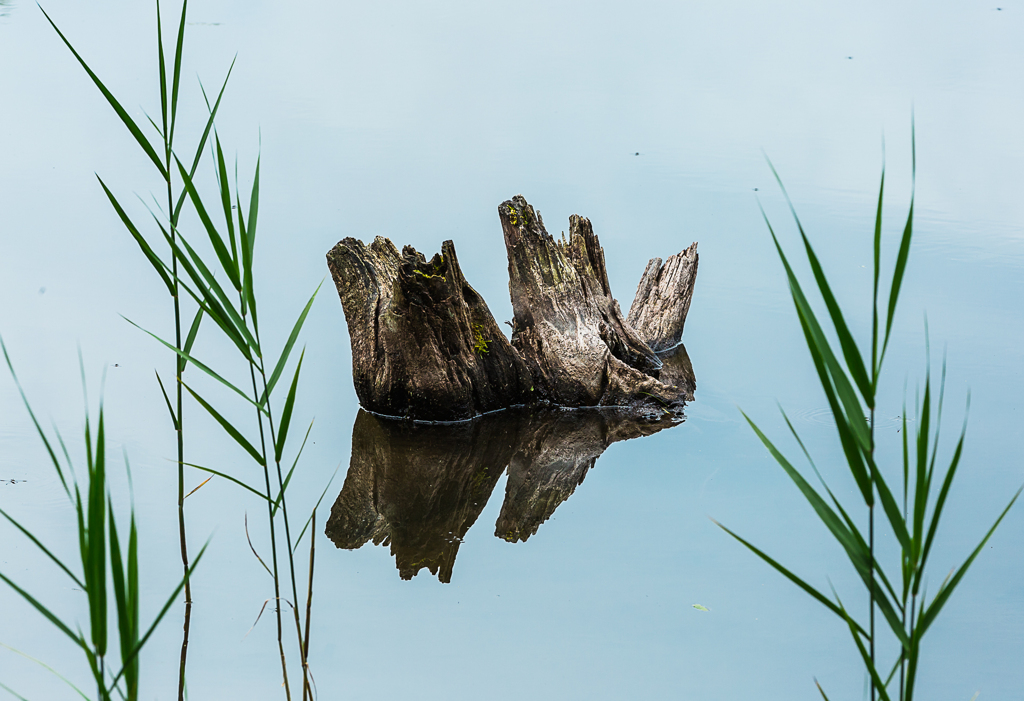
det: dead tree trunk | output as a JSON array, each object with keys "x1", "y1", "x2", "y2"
[{"x1": 326, "y1": 195, "x2": 698, "y2": 421}]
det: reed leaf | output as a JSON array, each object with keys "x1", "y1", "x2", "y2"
[
  {"x1": 712, "y1": 518, "x2": 869, "y2": 638},
  {"x1": 40, "y1": 6, "x2": 168, "y2": 179},
  {"x1": 175, "y1": 158, "x2": 242, "y2": 291},
  {"x1": 124, "y1": 317, "x2": 266, "y2": 414},
  {"x1": 917, "y1": 486, "x2": 1022, "y2": 637},
  {"x1": 183, "y1": 462, "x2": 269, "y2": 501},
  {"x1": 262, "y1": 282, "x2": 322, "y2": 403},
  {"x1": 274, "y1": 419, "x2": 314, "y2": 516},
  {"x1": 0, "y1": 507, "x2": 85, "y2": 590},
  {"x1": 168, "y1": 0, "x2": 187, "y2": 143},
  {"x1": 97, "y1": 177, "x2": 174, "y2": 296},
  {"x1": 274, "y1": 348, "x2": 304, "y2": 464},
  {"x1": 181, "y1": 383, "x2": 265, "y2": 466}
]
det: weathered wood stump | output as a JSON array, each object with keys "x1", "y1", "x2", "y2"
[{"x1": 326, "y1": 195, "x2": 698, "y2": 421}]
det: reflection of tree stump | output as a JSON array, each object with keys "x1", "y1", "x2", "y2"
[
  {"x1": 325, "y1": 408, "x2": 681, "y2": 581},
  {"x1": 327, "y1": 195, "x2": 698, "y2": 421}
]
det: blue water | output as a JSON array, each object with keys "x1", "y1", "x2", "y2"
[{"x1": 1, "y1": 0, "x2": 1022, "y2": 698}]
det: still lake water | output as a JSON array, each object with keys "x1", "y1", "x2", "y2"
[{"x1": 1, "y1": 0, "x2": 1023, "y2": 698}]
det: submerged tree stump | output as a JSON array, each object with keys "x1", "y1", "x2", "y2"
[{"x1": 327, "y1": 195, "x2": 698, "y2": 421}]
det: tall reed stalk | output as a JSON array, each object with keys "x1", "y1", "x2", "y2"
[
  {"x1": 43, "y1": 3, "x2": 330, "y2": 697},
  {"x1": 0, "y1": 338, "x2": 203, "y2": 701},
  {"x1": 40, "y1": 3, "x2": 231, "y2": 697},
  {"x1": 716, "y1": 131, "x2": 1021, "y2": 699}
]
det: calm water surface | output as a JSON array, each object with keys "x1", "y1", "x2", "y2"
[{"x1": 1, "y1": 1, "x2": 1022, "y2": 699}]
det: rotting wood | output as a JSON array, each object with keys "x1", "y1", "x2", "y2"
[{"x1": 326, "y1": 195, "x2": 698, "y2": 421}]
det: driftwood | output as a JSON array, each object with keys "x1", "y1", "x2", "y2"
[
  {"x1": 326, "y1": 195, "x2": 698, "y2": 422},
  {"x1": 325, "y1": 407, "x2": 681, "y2": 582}
]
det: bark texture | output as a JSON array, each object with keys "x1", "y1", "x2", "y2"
[
  {"x1": 627, "y1": 241, "x2": 699, "y2": 352},
  {"x1": 326, "y1": 237, "x2": 533, "y2": 421},
  {"x1": 326, "y1": 195, "x2": 698, "y2": 421}
]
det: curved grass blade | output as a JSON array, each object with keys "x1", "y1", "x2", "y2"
[
  {"x1": 181, "y1": 383, "x2": 265, "y2": 466},
  {"x1": 155, "y1": 370, "x2": 179, "y2": 431},
  {"x1": 832, "y1": 587, "x2": 893, "y2": 701},
  {"x1": 0, "y1": 644, "x2": 90, "y2": 701},
  {"x1": 183, "y1": 476, "x2": 212, "y2": 499},
  {"x1": 0, "y1": 570, "x2": 88, "y2": 652},
  {"x1": 245, "y1": 512, "x2": 274, "y2": 578},
  {"x1": 711, "y1": 518, "x2": 868, "y2": 638},
  {"x1": 124, "y1": 317, "x2": 266, "y2": 415},
  {"x1": 213, "y1": 133, "x2": 237, "y2": 265},
  {"x1": 172, "y1": 56, "x2": 235, "y2": 224},
  {"x1": 111, "y1": 541, "x2": 209, "y2": 689},
  {"x1": 882, "y1": 126, "x2": 916, "y2": 363},
  {"x1": 182, "y1": 304, "x2": 204, "y2": 371},
  {"x1": 174, "y1": 158, "x2": 242, "y2": 291},
  {"x1": 766, "y1": 159, "x2": 873, "y2": 406},
  {"x1": 183, "y1": 462, "x2": 268, "y2": 501},
  {"x1": 2, "y1": 336, "x2": 72, "y2": 499},
  {"x1": 0, "y1": 507, "x2": 85, "y2": 590},
  {"x1": 168, "y1": 0, "x2": 188, "y2": 144},
  {"x1": 97, "y1": 177, "x2": 174, "y2": 297},
  {"x1": 274, "y1": 348, "x2": 304, "y2": 463},
  {"x1": 40, "y1": 6, "x2": 167, "y2": 179},
  {"x1": 917, "y1": 485, "x2": 1021, "y2": 637},
  {"x1": 273, "y1": 419, "x2": 314, "y2": 516},
  {"x1": 295, "y1": 463, "x2": 341, "y2": 547},
  {"x1": 262, "y1": 281, "x2": 322, "y2": 403}
]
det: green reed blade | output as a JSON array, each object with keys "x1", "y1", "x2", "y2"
[
  {"x1": 0, "y1": 680, "x2": 30, "y2": 701},
  {"x1": 168, "y1": 0, "x2": 187, "y2": 144},
  {"x1": 0, "y1": 506, "x2": 85, "y2": 590},
  {"x1": 213, "y1": 134, "x2": 237, "y2": 265},
  {"x1": 167, "y1": 222, "x2": 256, "y2": 355},
  {"x1": 918, "y1": 422, "x2": 967, "y2": 586},
  {"x1": 181, "y1": 383, "x2": 265, "y2": 466},
  {"x1": 39, "y1": 6, "x2": 167, "y2": 179},
  {"x1": 157, "y1": 234, "x2": 253, "y2": 360},
  {"x1": 274, "y1": 348, "x2": 304, "y2": 464},
  {"x1": 111, "y1": 541, "x2": 209, "y2": 689},
  {"x1": 274, "y1": 419, "x2": 314, "y2": 517},
  {"x1": 771, "y1": 221, "x2": 871, "y2": 454},
  {"x1": 87, "y1": 409, "x2": 107, "y2": 657},
  {"x1": 0, "y1": 570, "x2": 89, "y2": 652},
  {"x1": 766, "y1": 160, "x2": 874, "y2": 406},
  {"x1": 871, "y1": 166, "x2": 884, "y2": 382},
  {"x1": 911, "y1": 376, "x2": 932, "y2": 569},
  {"x1": 156, "y1": 0, "x2": 167, "y2": 141},
  {"x1": 248, "y1": 151, "x2": 260, "y2": 262},
  {"x1": 174, "y1": 158, "x2": 242, "y2": 291},
  {"x1": 172, "y1": 57, "x2": 235, "y2": 224},
  {"x1": 882, "y1": 137, "x2": 915, "y2": 363},
  {"x1": 124, "y1": 318, "x2": 266, "y2": 415},
  {"x1": 742, "y1": 411, "x2": 866, "y2": 569},
  {"x1": 832, "y1": 588, "x2": 893, "y2": 701},
  {"x1": 96, "y1": 177, "x2": 175, "y2": 297},
  {"x1": 917, "y1": 486, "x2": 1022, "y2": 638},
  {"x1": 712, "y1": 518, "x2": 868, "y2": 637},
  {"x1": 0, "y1": 645, "x2": 94, "y2": 701},
  {"x1": 1, "y1": 336, "x2": 72, "y2": 499},
  {"x1": 869, "y1": 459, "x2": 912, "y2": 552},
  {"x1": 262, "y1": 282, "x2": 321, "y2": 403},
  {"x1": 182, "y1": 304, "x2": 204, "y2": 370},
  {"x1": 237, "y1": 189, "x2": 257, "y2": 325},
  {"x1": 791, "y1": 298, "x2": 873, "y2": 504},
  {"x1": 108, "y1": 504, "x2": 135, "y2": 696},
  {"x1": 814, "y1": 678, "x2": 831, "y2": 701},
  {"x1": 182, "y1": 462, "x2": 269, "y2": 501}
]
